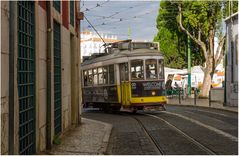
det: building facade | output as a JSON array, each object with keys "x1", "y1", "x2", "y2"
[
  {"x1": 81, "y1": 30, "x2": 119, "y2": 60},
  {"x1": 1, "y1": 1, "x2": 82, "y2": 154},
  {"x1": 225, "y1": 12, "x2": 238, "y2": 106}
]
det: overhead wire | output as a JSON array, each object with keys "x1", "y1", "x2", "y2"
[
  {"x1": 84, "y1": 15, "x2": 106, "y2": 45},
  {"x1": 81, "y1": 0, "x2": 110, "y2": 12},
  {"x1": 85, "y1": 2, "x2": 153, "y2": 21},
  {"x1": 82, "y1": 1, "x2": 159, "y2": 39},
  {"x1": 87, "y1": 8, "x2": 158, "y2": 28}
]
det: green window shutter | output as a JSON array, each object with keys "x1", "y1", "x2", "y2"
[
  {"x1": 70, "y1": 1, "x2": 75, "y2": 26},
  {"x1": 53, "y1": 0, "x2": 61, "y2": 13},
  {"x1": 18, "y1": 1, "x2": 36, "y2": 154},
  {"x1": 53, "y1": 21, "x2": 62, "y2": 135}
]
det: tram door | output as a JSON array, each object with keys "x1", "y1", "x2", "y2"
[{"x1": 119, "y1": 63, "x2": 130, "y2": 106}]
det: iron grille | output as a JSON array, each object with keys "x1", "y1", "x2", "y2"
[
  {"x1": 53, "y1": 0, "x2": 61, "y2": 13},
  {"x1": 53, "y1": 21, "x2": 62, "y2": 135},
  {"x1": 70, "y1": 1, "x2": 74, "y2": 26},
  {"x1": 18, "y1": 1, "x2": 35, "y2": 154}
]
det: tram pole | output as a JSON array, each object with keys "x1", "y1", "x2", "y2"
[{"x1": 187, "y1": 33, "x2": 191, "y2": 96}]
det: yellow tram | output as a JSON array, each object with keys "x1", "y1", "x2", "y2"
[{"x1": 81, "y1": 40, "x2": 167, "y2": 112}]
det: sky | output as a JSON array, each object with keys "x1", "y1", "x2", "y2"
[{"x1": 80, "y1": 0, "x2": 160, "y2": 41}]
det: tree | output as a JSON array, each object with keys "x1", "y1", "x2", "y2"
[
  {"x1": 154, "y1": 1, "x2": 205, "y2": 69},
  {"x1": 177, "y1": 1, "x2": 227, "y2": 97},
  {"x1": 155, "y1": 1, "x2": 236, "y2": 97}
]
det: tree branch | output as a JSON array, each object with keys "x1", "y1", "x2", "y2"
[
  {"x1": 215, "y1": 35, "x2": 226, "y2": 67},
  {"x1": 198, "y1": 29, "x2": 201, "y2": 41},
  {"x1": 178, "y1": 4, "x2": 208, "y2": 61},
  {"x1": 215, "y1": 35, "x2": 226, "y2": 61}
]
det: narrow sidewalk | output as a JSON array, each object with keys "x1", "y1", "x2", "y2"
[
  {"x1": 167, "y1": 97, "x2": 238, "y2": 113},
  {"x1": 45, "y1": 118, "x2": 112, "y2": 155}
]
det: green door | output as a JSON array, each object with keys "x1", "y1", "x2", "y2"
[
  {"x1": 53, "y1": 21, "x2": 62, "y2": 135},
  {"x1": 18, "y1": 1, "x2": 35, "y2": 154}
]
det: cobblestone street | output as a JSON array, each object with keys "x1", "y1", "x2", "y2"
[{"x1": 83, "y1": 105, "x2": 238, "y2": 155}]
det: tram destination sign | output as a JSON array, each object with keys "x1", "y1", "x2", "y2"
[{"x1": 131, "y1": 81, "x2": 162, "y2": 90}]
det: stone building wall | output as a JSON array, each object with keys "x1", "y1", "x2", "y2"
[
  {"x1": 225, "y1": 13, "x2": 238, "y2": 106},
  {"x1": 1, "y1": 1, "x2": 81, "y2": 154},
  {"x1": 1, "y1": 1, "x2": 10, "y2": 154}
]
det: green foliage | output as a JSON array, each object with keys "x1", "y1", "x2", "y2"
[
  {"x1": 154, "y1": 27, "x2": 186, "y2": 69},
  {"x1": 154, "y1": 1, "x2": 205, "y2": 69},
  {"x1": 223, "y1": 1, "x2": 238, "y2": 17}
]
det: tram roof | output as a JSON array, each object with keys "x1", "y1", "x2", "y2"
[{"x1": 81, "y1": 41, "x2": 163, "y2": 66}]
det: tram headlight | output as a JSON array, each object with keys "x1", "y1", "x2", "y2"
[{"x1": 152, "y1": 91, "x2": 156, "y2": 96}]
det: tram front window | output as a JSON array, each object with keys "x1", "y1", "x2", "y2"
[
  {"x1": 146, "y1": 59, "x2": 157, "y2": 79},
  {"x1": 131, "y1": 60, "x2": 144, "y2": 80}
]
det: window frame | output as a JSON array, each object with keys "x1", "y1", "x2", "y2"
[
  {"x1": 130, "y1": 59, "x2": 144, "y2": 80},
  {"x1": 145, "y1": 59, "x2": 158, "y2": 80}
]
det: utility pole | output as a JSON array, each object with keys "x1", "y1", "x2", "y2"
[{"x1": 187, "y1": 34, "x2": 191, "y2": 96}]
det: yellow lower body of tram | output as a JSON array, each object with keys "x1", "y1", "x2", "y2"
[
  {"x1": 118, "y1": 81, "x2": 167, "y2": 112},
  {"x1": 82, "y1": 82, "x2": 167, "y2": 112}
]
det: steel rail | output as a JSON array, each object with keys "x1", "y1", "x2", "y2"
[
  {"x1": 132, "y1": 116, "x2": 165, "y2": 155},
  {"x1": 145, "y1": 113, "x2": 217, "y2": 155}
]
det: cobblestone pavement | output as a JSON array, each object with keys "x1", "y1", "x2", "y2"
[
  {"x1": 83, "y1": 110, "x2": 159, "y2": 155},
  {"x1": 48, "y1": 118, "x2": 112, "y2": 155},
  {"x1": 83, "y1": 106, "x2": 238, "y2": 155}
]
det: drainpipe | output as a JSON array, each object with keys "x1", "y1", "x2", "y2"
[
  {"x1": 46, "y1": 1, "x2": 52, "y2": 149},
  {"x1": 9, "y1": 1, "x2": 17, "y2": 154}
]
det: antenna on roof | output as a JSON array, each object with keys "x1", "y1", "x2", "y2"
[{"x1": 84, "y1": 15, "x2": 106, "y2": 45}]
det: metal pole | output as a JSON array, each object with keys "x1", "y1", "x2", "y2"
[
  {"x1": 179, "y1": 89, "x2": 181, "y2": 104},
  {"x1": 209, "y1": 89, "x2": 211, "y2": 107},
  {"x1": 194, "y1": 88, "x2": 197, "y2": 105},
  {"x1": 46, "y1": 1, "x2": 52, "y2": 149},
  {"x1": 187, "y1": 34, "x2": 191, "y2": 96},
  {"x1": 9, "y1": 1, "x2": 17, "y2": 154}
]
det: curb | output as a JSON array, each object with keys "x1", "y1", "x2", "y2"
[
  {"x1": 166, "y1": 103, "x2": 238, "y2": 113},
  {"x1": 82, "y1": 118, "x2": 113, "y2": 154}
]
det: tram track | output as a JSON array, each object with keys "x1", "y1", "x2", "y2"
[
  {"x1": 132, "y1": 116, "x2": 165, "y2": 155},
  {"x1": 144, "y1": 113, "x2": 217, "y2": 155}
]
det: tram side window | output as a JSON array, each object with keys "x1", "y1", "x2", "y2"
[
  {"x1": 93, "y1": 68, "x2": 98, "y2": 85},
  {"x1": 88, "y1": 69, "x2": 93, "y2": 85},
  {"x1": 109, "y1": 65, "x2": 115, "y2": 84},
  {"x1": 146, "y1": 59, "x2": 157, "y2": 79},
  {"x1": 103, "y1": 66, "x2": 108, "y2": 84},
  {"x1": 131, "y1": 60, "x2": 144, "y2": 80},
  {"x1": 83, "y1": 70, "x2": 88, "y2": 86},
  {"x1": 158, "y1": 59, "x2": 164, "y2": 79},
  {"x1": 98, "y1": 67, "x2": 103, "y2": 84}
]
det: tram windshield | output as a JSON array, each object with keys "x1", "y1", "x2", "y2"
[
  {"x1": 146, "y1": 59, "x2": 157, "y2": 79},
  {"x1": 130, "y1": 59, "x2": 164, "y2": 80}
]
